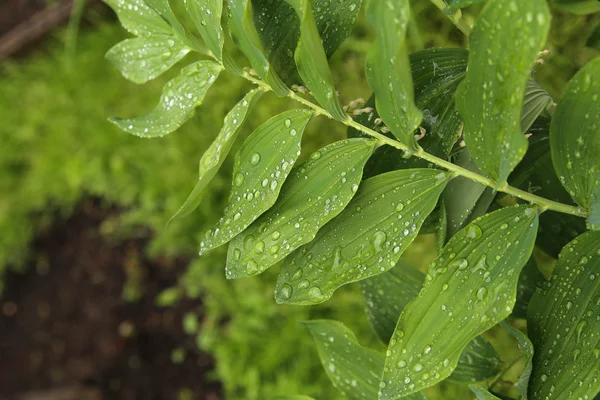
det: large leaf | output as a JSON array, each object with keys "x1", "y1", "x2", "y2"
[
  {"x1": 169, "y1": 89, "x2": 264, "y2": 224},
  {"x1": 185, "y1": 0, "x2": 224, "y2": 60},
  {"x1": 380, "y1": 205, "x2": 539, "y2": 399},
  {"x1": 199, "y1": 109, "x2": 313, "y2": 254},
  {"x1": 284, "y1": 0, "x2": 347, "y2": 121},
  {"x1": 106, "y1": 35, "x2": 190, "y2": 84},
  {"x1": 304, "y1": 320, "x2": 427, "y2": 400},
  {"x1": 455, "y1": 0, "x2": 551, "y2": 185},
  {"x1": 364, "y1": 0, "x2": 422, "y2": 150},
  {"x1": 227, "y1": 0, "x2": 289, "y2": 96},
  {"x1": 226, "y1": 138, "x2": 376, "y2": 278},
  {"x1": 553, "y1": 0, "x2": 600, "y2": 14},
  {"x1": 550, "y1": 57, "x2": 600, "y2": 229},
  {"x1": 104, "y1": 0, "x2": 171, "y2": 36},
  {"x1": 275, "y1": 169, "x2": 451, "y2": 305},
  {"x1": 527, "y1": 231, "x2": 600, "y2": 400},
  {"x1": 500, "y1": 322, "x2": 534, "y2": 399},
  {"x1": 110, "y1": 60, "x2": 222, "y2": 137},
  {"x1": 252, "y1": 0, "x2": 363, "y2": 83}
]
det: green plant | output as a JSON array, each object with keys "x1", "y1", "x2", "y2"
[{"x1": 104, "y1": 0, "x2": 600, "y2": 399}]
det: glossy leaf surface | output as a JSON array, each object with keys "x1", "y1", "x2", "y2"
[
  {"x1": 275, "y1": 169, "x2": 450, "y2": 305},
  {"x1": 104, "y1": 0, "x2": 171, "y2": 36},
  {"x1": 185, "y1": 0, "x2": 224, "y2": 60},
  {"x1": 381, "y1": 205, "x2": 539, "y2": 399},
  {"x1": 199, "y1": 109, "x2": 313, "y2": 254},
  {"x1": 226, "y1": 138, "x2": 375, "y2": 278},
  {"x1": 455, "y1": 0, "x2": 551, "y2": 185},
  {"x1": 527, "y1": 231, "x2": 600, "y2": 400}
]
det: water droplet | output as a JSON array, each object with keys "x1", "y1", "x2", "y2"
[
  {"x1": 233, "y1": 212, "x2": 241, "y2": 221},
  {"x1": 443, "y1": 359, "x2": 450, "y2": 368},
  {"x1": 284, "y1": 119, "x2": 292, "y2": 127},
  {"x1": 466, "y1": 224, "x2": 482, "y2": 241},
  {"x1": 233, "y1": 248, "x2": 241, "y2": 261},
  {"x1": 250, "y1": 153, "x2": 261, "y2": 165},
  {"x1": 280, "y1": 284, "x2": 292, "y2": 300},
  {"x1": 234, "y1": 173, "x2": 244, "y2": 186},
  {"x1": 476, "y1": 287, "x2": 488, "y2": 301},
  {"x1": 541, "y1": 374, "x2": 548, "y2": 382},
  {"x1": 351, "y1": 184, "x2": 359, "y2": 193},
  {"x1": 450, "y1": 258, "x2": 468, "y2": 270},
  {"x1": 372, "y1": 231, "x2": 387, "y2": 252},
  {"x1": 246, "y1": 259, "x2": 258, "y2": 274},
  {"x1": 308, "y1": 287, "x2": 324, "y2": 301},
  {"x1": 395, "y1": 202, "x2": 405, "y2": 212},
  {"x1": 397, "y1": 360, "x2": 406, "y2": 368},
  {"x1": 269, "y1": 245, "x2": 280, "y2": 255},
  {"x1": 254, "y1": 241, "x2": 265, "y2": 254},
  {"x1": 292, "y1": 268, "x2": 303, "y2": 280},
  {"x1": 576, "y1": 320, "x2": 587, "y2": 342},
  {"x1": 311, "y1": 151, "x2": 322, "y2": 160},
  {"x1": 414, "y1": 364, "x2": 423, "y2": 372},
  {"x1": 271, "y1": 231, "x2": 281, "y2": 240}
]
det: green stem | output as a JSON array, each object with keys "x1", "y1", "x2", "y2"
[{"x1": 429, "y1": 0, "x2": 472, "y2": 36}]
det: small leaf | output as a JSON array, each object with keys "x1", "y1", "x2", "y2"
[
  {"x1": 527, "y1": 231, "x2": 600, "y2": 400},
  {"x1": 284, "y1": 0, "x2": 347, "y2": 121},
  {"x1": 106, "y1": 35, "x2": 190, "y2": 84},
  {"x1": 513, "y1": 257, "x2": 545, "y2": 319},
  {"x1": 169, "y1": 89, "x2": 264, "y2": 224},
  {"x1": 521, "y1": 80, "x2": 554, "y2": 133},
  {"x1": 185, "y1": 0, "x2": 224, "y2": 60},
  {"x1": 110, "y1": 60, "x2": 222, "y2": 137},
  {"x1": 455, "y1": 0, "x2": 551, "y2": 185},
  {"x1": 226, "y1": 138, "x2": 376, "y2": 278},
  {"x1": 469, "y1": 386, "x2": 501, "y2": 400},
  {"x1": 550, "y1": 57, "x2": 600, "y2": 229},
  {"x1": 553, "y1": 0, "x2": 600, "y2": 14},
  {"x1": 365, "y1": 0, "x2": 422, "y2": 149},
  {"x1": 380, "y1": 205, "x2": 539, "y2": 399},
  {"x1": 449, "y1": 336, "x2": 502, "y2": 384},
  {"x1": 500, "y1": 322, "x2": 534, "y2": 399},
  {"x1": 304, "y1": 320, "x2": 427, "y2": 400},
  {"x1": 199, "y1": 109, "x2": 313, "y2": 254},
  {"x1": 104, "y1": 0, "x2": 171, "y2": 36},
  {"x1": 275, "y1": 169, "x2": 451, "y2": 305}
]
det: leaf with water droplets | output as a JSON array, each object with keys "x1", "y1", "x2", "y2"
[
  {"x1": 364, "y1": 0, "x2": 422, "y2": 150},
  {"x1": 106, "y1": 35, "x2": 190, "y2": 84},
  {"x1": 553, "y1": 0, "x2": 600, "y2": 14},
  {"x1": 199, "y1": 109, "x2": 313, "y2": 254},
  {"x1": 455, "y1": 0, "x2": 551, "y2": 186},
  {"x1": 500, "y1": 321, "x2": 534, "y2": 398},
  {"x1": 380, "y1": 205, "x2": 539, "y2": 399},
  {"x1": 304, "y1": 320, "x2": 427, "y2": 400},
  {"x1": 284, "y1": 0, "x2": 347, "y2": 121},
  {"x1": 104, "y1": 0, "x2": 171, "y2": 36},
  {"x1": 185, "y1": 0, "x2": 224, "y2": 61},
  {"x1": 252, "y1": 0, "x2": 363, "y2": 84},
  {"x1": 110, "y1": 60, "x2": 222, "y2": 137},
  {"x1": 469, "y1": 386, "x2": 502, "y2": 400},
  {"x1": 226, "y1": 138, "x2": 376, "y2": 278},
  {"x1": 275, "y1": 169, "x2": 450, "y2": 305},
  {"x1": 168, "y1": 89, "x2": 264, "y2": 225},
  {"x1": 550, "y1": 57, "x2": 600, "y2": 229},
  {"x1": 527, "y1": 230, "x2": 600, "y2": 400},
  {"x1": 227, "y1": 0, "x2": 289, "y2": 96}
]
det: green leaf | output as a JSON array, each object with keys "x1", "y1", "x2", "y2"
[
  {"x1": 365, "y1": 0, "x2": 422, "y2": 150},
  {"x1": 521, "y1": 80, "x2": 554, "y2": 134},
  {"x1": 168, "y1": 89, "x2": 264, "y2": 225},
  {"x1": 304, "y1": 320, "x2": 427, "y2": 400},
  {"x1": 449, "y1": 336, "x2": 502, "y2": 384},
  {"x1": 104, "y1": 0, "x2": 172, "y2": 36},
  {"x1": 105, "y1": 35, "x2": 190, "y2": 84},
  {"x1": 185, "y1": 0, "x2": 224, "y2": 60},
  {"x1": 270, "y1": 396, "x2": 316, "y2": 400},
  {"x1": 513, "y1": 257, "x2": 545, "y2": 319},
  {"x1": 275, "y1": 169, "x2": 451, "y2": 305},
  {"x1": 550, "y1": 57, "x2": 600, "y2": 229},
  {"x1": 455, "y1": 0, "x2": 551, "y2": 185},
  {"x1": 284, "y1": 0, "x2": 347, "y2": 121},
  {"x1": 553, "y1": 0, "x2": 600, "y2": 14},
  {"x1": 527, "y1": 231, "x2": 600, "y2": 400},
  {"x1": 226, "y1": 138, "x2": 376, "y2": 278},
  {"x1": 500, "y1": 322, "x2": 534, "y2": 399},
  {"x1": 252, "y1": 0, "x2": 363, "y2": 84},
  {"x1": 199, "y1": 109, "x2": 313, "y2": 254},
  {"x1": 227, "y1": 0, "x2": 289, "y2": 96},
  {"x1": 380, "y1": 205, "x2": 539, "y2": 399},
  {"x1": 469, "y1": 386, "x2": 501, "y2": 400},
  {"x1": 110, "y1": 60, "x2": 222, "y2": 137}
]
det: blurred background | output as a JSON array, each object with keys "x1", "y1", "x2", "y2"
[{"x1": 0, "y1": 1, "x2": 598, "y2": 399}]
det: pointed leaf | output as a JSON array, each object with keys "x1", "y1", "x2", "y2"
[
  {"x1": 365, "y1": 0, "x2": 422, "y2": 149},
  {"x1": 226, "y1": 138, "x2": 376, "y2": 278},
  {"x1": 304, "y1": 320, "x2": 427, "y2": 400},
  {"x1": 527, "y1": 231, "x2": 600, "y2": 400},
  {"x1": 275, "y1": 169, "x2": 451, "y2": 305},
  {"x1": 185, "y1": 0, "x2": 224, "y2": 60},
  {"x1": 500, "y1": 322, "x2": 534, "y2": 399},
  {"x1": 169, "y1": 89, "x2": 264, "y2": 224},
  {"x1": 380, "y1": 205, "x2": 539, "y2": 399},
  {"x1": 469, "y1": 386, "x2": 501, "y2": 400},
  {"x1": 521, "y1": 80, "x2": 553, "y2": 134},
  {"x1": 104, "y1": 0, "x2": 171, "y2": 36},
  {"x1": 199, "y1": 109, "x2": 313, "y2": 254},
  {"x1": 449, "y1": 336, "x2": 502, "y2": 384},
  {"x1": 110, "y1": 60, "x2": 222, "y2": 137},
  {"x1": 550, "y1": 57, "x2": 600, "y2": 229},
  {"x1": 513, "y1": 257, "x2": 545, "y2": 319},
  {"x1": 455, "y1": 0, "x2": 551, "y2": 185},
  {"x1": 106, "y1": 35, "x2": 190, "y2": 84},
  {"x1": 553, "y1": 0, "x2": 600, "y2": 14},
  {"x1": 284, "y1": 0, "x2": 347, "y2": 121}
]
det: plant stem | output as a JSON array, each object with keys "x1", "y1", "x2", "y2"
[
  {"x1": 240, "y1": 71, "x2": 587, "y2": 218},
  {"x1": 429, "y1": 0, "x2": 472, "y2": 36}
]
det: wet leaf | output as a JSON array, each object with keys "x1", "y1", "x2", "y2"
[
  {"x1": 199, "y1": 109, "x2": 313, "y2": 254},
  {"x1": 226, "y1": 138, "x2": 376, "y2": 278},
  {"x1": 500, "y1": 322, "x2": 534, "y2": 398},
  {"x1": 275, "y1": 169, "x2": 451, "y2": 305},
  {"x1": 513, "y1": 257, "x2": 545, "y2": 319},
  {"x1": 106, "y1": 35, "x2": 190, "y2": 84},
  {"x1": 469, "y1": 386, "x2": 501, "y2": 400},
  {"x1": 550, "y1": 57, "x2": 600, "y2": 229},
  {"x1": 227, "y1": 0, "x2": 289, "y2": 96},
  {"x1": 527, "y1": 230, "x2": 600, "y2": 400},
  {"x1": 553, "y1": 0, "x2": 600, "y2": 14},
  {"x1": 284, "y1": 0, "x2": 347, "y2": 121},
  {"x1": 110, "y1": 60, "x2": 222, "y2": 137},
  {"x1": 455, "y1": 0, "x2": 551, "y2": 186},
  {"x1": 365, "y1": 0, "x2": 422, "y2": 150},
  {"x1": 104, "y1": 0, "x2": 171, "y2": 36},
  {"x1": 185, "y1": 0, "x2": 224, "y2": 60},
  {"x1": 380, "y1": 205, "x2": 539, "y2": 399},
  {"x1": 304, "y1": 320, "x2": 427, "y2": 400},
  {"x1": 169, "y1": 89, "x2": 264, "y2": 224}
]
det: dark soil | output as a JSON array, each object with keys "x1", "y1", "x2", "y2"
[{"x1": 0, "y1": 202, "x2": 221, "y2": 400}]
